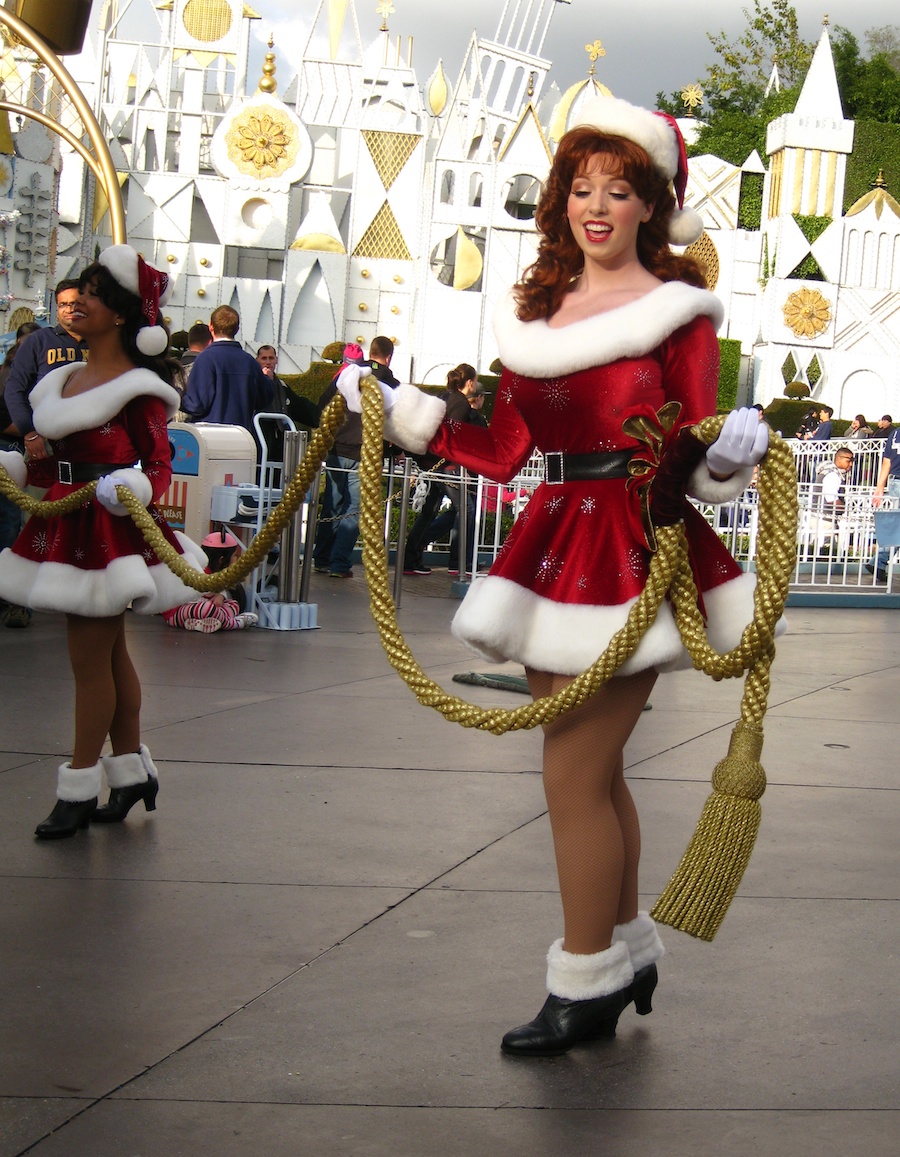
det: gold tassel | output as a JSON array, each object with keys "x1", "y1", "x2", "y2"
[{"x1": 651, "y1": 721, "x2": 766, "y2": 941}]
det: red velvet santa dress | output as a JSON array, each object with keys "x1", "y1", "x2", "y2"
[
  {"x1": 0, "y1": 363, "x2": 207, "y2": 617},
  {"x1": 386, "y1": 281, "x2": 764, "y2": 676}
]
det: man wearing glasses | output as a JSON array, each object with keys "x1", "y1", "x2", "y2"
[{"x1": 3, "y1": 279, "x2": 88, "y2": 463}]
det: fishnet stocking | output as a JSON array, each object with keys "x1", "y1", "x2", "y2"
[
  {"x1": 67, "y1": 613, "x2": 142, "y2": 767},
  {"x1": 527, "y1": 667, "x2": 657, "y2": 956}
]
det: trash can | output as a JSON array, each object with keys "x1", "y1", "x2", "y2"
[{"x1": 160, "y1": 422, "x2": 257, "y2": 544}]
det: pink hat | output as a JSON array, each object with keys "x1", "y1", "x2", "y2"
[
  {"x1": 98, "y1": 244, "x2": 172, "y2": 356},
  {"x1": 201, "y1": 529, "x2": 242, "y2": 552},
  {"x1": 342, "y1": 343, "x2": 366, "y2": 364},
  {"x1": 571, "y1": 96, "x2": 704, "y2": 246}
]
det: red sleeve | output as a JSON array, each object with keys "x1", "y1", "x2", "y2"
[
  {"x1": 122, "y1": 396, "x2": 173, "y2": 502},
  {"x1": 426, "y1": 368, "x2": 534, "y2": 484},
  {"x1": 659, "y1": 316, "x2": 720, "y2": 427}
]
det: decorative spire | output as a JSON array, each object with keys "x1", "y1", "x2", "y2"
[
  {"x1": 585, "y1": 40, "x2": 605, "y2": 78},
  {"x1": 872, "y1": 168, "x2": 886, "y2": 188},
  {"x1": 823, "y1": 13, "x2": 829, "y2": 26},
  {"x1": 376, "y1": 1, "x2": 395, "y2": 33},
  {"x1": 258, "y1": 35, "x2": 277, "y2": 95},
  {"x1": 681, "y1": 84, "x2": 703, "y2": 117}
]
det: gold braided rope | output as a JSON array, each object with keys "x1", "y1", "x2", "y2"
[
  {"x1": 0, "y1": 398, "x2": 350, "y2": 593},
  {"x1": 355, "y1": 381, "x2": 798, "y2": 939}
]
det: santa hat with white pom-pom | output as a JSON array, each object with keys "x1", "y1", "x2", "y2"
[
  {"x1": 97, "y1": 244, "x2": 172, "y2": 356},
  {"x1": 571, "y1": 96, "x2": 704, "y2": 247}
]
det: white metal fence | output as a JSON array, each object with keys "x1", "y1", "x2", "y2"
[{"x1": 398, "y1": 437, "x2": 898, "y2": 591}]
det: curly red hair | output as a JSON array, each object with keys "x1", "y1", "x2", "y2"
[{"x1": 514, "y1": 127, "x2": 706, "y2": 321}]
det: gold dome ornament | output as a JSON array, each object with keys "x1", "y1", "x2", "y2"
[{"x1": 782, "y1": 288, "x2": 831, "y2": 339}]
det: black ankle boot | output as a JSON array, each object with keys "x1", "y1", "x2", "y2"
[
  {"x1": 501, "y1": 990, "x2": 628, "y2": 1057},
  {"x1": 35, "y1": 797, "x2": 97, "y2": 840},
  {"x1": 629, "y1": 963, "x2": 658, "y2": 1015},
  {"x1": 92, "y1": 777, "x2": 158, "y2": 823}
]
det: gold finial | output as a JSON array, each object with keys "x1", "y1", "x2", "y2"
[
  {"x1": 258, "y1": 35, "x2": 277, "y2": 94},
  {"x1": 377, "y1": 2, "x2": 395, "y2": 33},
  {"x1": 823, "y1": 13, "x2": 829, "y2": 25},
  {"x1": 585, "y1": 40, "x2": 605, "y2": 78},
  {"x1": 527, "y1": 70, "x2": 535, "y2": 97},
  {"x1": 681, "y1": 84, "x2": 703, "y2": 117},
  {"x1": 872, "y1": 168, "x2": 886, "y2": 188}
]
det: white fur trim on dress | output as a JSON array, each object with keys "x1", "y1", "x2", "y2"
[
  {"x1": 101, "y1": 750, "x2": 148, "y2": 789},
  {"x1": 451, "y1": 569, "x2": 774, "y2": 678},
  {"x1": 383, "y1": 383, "x2": 447, "y2": 455},
  {"x1": 30, "y1": 364, "x2": 182, "y2": 437},
  {"x1": 57, "y1": 761, "x2": 103, "y2": 802},
  {"x1": 687, "y1": 462, "x2": 755, "y2": 505},
  {"x1": 0, "y1": 530, "x2": 208, "y2": 618},
  {"x1": 0, "y1": 450, "x2": 27, "y2": 488},
  {"x1": 546, "y1": 938, "x2": 633, "y2": 1000},
  {"x1": 612, "y1": 912, "x2": 665, "y2": 971},
  {"x1": 492, "y1": 282, "x2": 723, "y2": 379}
]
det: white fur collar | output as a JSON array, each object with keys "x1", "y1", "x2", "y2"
[
  {"x1": 31, "y1": 364, "x2": 181, "y2": 440},
  {"x1": 492, "y1": 281, "x2": 724, "y2": 378}
]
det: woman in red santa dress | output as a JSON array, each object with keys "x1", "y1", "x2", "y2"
[
  {"x1": 0, "y1": 245, "x2": 206, "y2": 839},
  {"x1": 338, "y1": 96, "x2": 771, "y2": 1056}
]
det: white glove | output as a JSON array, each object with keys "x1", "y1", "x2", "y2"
[
  {"x1": 335, "y1": 363, "x2": 395, "y2": 416},
  {"x1": 0, "y1": 449, "x2": 27, "y2": 488},
  {"x1": 705, "y1": 408, "x2": 769, "y2": 477},
  {"x1": 95, "y1": 469, "x2": 152, "y2": 516}
]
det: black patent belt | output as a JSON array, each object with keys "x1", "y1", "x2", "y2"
[
  {"x1": 543, "y1": 449, "x2": 634, "y2": 484},
  {"x1": 57, "y1": 461, "x2": 137, "y2": 485}
]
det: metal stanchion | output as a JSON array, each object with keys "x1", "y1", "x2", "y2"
[
  {"x1": 300, "y1": 462, "x2": 322, "y2": 604},
  {"x1": 457, "y1": 473, "x2": 469, "y2": 583},
  {"x1": 393, "y1": 456, "x2": 414, "y2": 610},
  {"x1": 278, "y1": 429, "x2": 306, "y2": 604}
]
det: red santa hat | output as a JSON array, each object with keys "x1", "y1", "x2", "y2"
[
  {"x1": 571, "y1": 96, "x2": 704, "y2": 247},
  {"x1": 97, "y1": 244, "x2": 172, "y2": 356}
]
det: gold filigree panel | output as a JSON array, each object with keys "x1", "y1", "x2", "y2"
[
  {"x1": 362, "y1": 130, "x2": 420, "y2": 191},
  {"x1": 684, "y1": 231, "x2": 719, "y2": 291},
  {"x1": 783, "y1": 287, "x2": 831, "y2": 339},
  {"x1": 183, "y1": 0, "x2": 233, "y2": 43},
  {"x1": 353, "y1": 201, "x2": 411, "y2": 261}
]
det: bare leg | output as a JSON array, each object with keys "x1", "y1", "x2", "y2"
[
  {"x1": 527, "y1": 667, "x2": 657, "y2": 956},
  {"x1": 66, "y1": 613, "x2": 130, "y2": 767},
  {"x1": 108, "y1": 620, "x2": 142, "y2": 755}
]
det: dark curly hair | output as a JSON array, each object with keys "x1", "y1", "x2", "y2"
[
  {"x1": 446, "y1": 362, "x2": 477, "y2": 391},
  {"x1": 78, "y1": 263, "x2": 178, "y2": 385},
  {"x1": 514, "y1": 127, "x2": 706, "y2": 321}
]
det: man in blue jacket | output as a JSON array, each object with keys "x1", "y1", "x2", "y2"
[
  {"x1": 181, "y1": 305, "x2": 274, "y2": 443},
  {"x1": 3, "y1": 279, "x2": 88, "y2": 462}
]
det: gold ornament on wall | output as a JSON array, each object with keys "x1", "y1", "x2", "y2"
[
  {"x1": 226, "y1": 105, "x2": 299, "y2": 178},
  {"x1": 782, "y1": 287, "x2": 831, "y2": 339}
]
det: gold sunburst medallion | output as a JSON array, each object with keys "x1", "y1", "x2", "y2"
[
  {"x1": 225, "y1": 107, "x2": 298, "y2": 177},
  {"x1": 782, "y1": 287, "x2": 831, "y2": 339}
]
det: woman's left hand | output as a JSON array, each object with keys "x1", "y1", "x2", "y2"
[
  {"x1": 705, "y1": 408, "x2": 769, "y2": 478},
  {"x1": 96, "y1": 470, "x2": 153, "y2": 516}
]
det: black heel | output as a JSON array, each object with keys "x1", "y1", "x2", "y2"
[
  {"x1": 35, "y1": 797, "x2": 97, "y2": 839},
  {"x1": 92, "y1": 777, "x2": 159, "y2": 823},
  {"x1": 631, "y1": 963, "x2": 658, "y2": 1015},
  {"x1": 501, "y1": 990, "x2": 628, "y2": 1057}
]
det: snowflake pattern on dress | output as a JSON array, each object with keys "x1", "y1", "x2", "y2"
[
  {"x1": 580, "y1": 496, "x2": 597, "y2": 514},
  {"x1": 33, "y1": 531, "x2": 50, "y2": 555},
  {"x1": 542, "y1": 378, "x2": 570, "y2": 411},
  {"x1": 536, "y1": 551, "x2": 564, "y2": 585},
  {"x1": 74, "y1": 547, "x2": 85, "y2": 561},
  {"x1": 99, "y1": 423, "x2": 113, "y2": 437},
  {"x1": 546, "y1": 494, "x2": 564, "y2": 515},
  {"x1": 148, "y1": 415, "x2": 167, "y2": 438}
]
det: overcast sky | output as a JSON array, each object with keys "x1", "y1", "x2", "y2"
[{"x1": 257, "y1": 0, "x2": 898, "y2": 109}]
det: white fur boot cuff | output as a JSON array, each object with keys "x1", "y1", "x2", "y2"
[
  {"x1": 57, "y1": 761, "x2": 103, "y2": 802},
  {"x1": 612, "y1": 911, "x2": 665, "y2": 971},
  {"x1": 545, "y1": 939, "x2": 633, "y2": 1000},
  {"x1": 101, "y1": 750, "x2": 148, "y2": 789}
]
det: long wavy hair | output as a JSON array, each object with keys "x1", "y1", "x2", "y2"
[
  {"x1": 514, "y1": 127, "x2": 706, "y2": 321},
  {"x1": 78, "y1": 263, "x2": 178, "y2": 385},
  {"x1": 446, "y1": 362, "x2": 477, "y2": 392}
]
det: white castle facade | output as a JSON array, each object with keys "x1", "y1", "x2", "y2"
[{"x1": 0, "y1": 0, "x2": 898, "y2": 419}]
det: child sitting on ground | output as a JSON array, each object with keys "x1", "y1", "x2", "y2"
[{"x1": 162, "y1": 528, "x2": 257, "y2": 633}]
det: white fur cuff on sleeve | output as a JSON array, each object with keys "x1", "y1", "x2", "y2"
[
  {"x1": 109, "y1": 468, "x2": 153, "y2": 506},
  {"x1": 688, "y1": 461, "x2": 754, "y2": 504},
  {"x1": 0, "y1": 450, "x2": 28, "y2": 488},
  {"x1": 383, "y1": 383, "x2": 447, "y2": 455}
]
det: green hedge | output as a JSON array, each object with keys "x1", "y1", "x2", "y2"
[
  {"x1": 717, "y1": 338, "x2": 741, "y2": 411},
  {"x1": 844, "y1": 119, "x2": 900, "y2": 210}
]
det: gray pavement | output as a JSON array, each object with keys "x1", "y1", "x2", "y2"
[{"x1": 1, "y1": 571, "x2": 897, "y2": 1156}]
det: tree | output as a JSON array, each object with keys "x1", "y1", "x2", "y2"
[
  {"x1": 865, "y1": 25, "x2": 900, "y2": 71},
  {"x1": 833, "y1": 26, "x2": 900, "y2": 122},
  {"x1": 702, "y1": 0, "x2": 813, "y2": 113}
]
